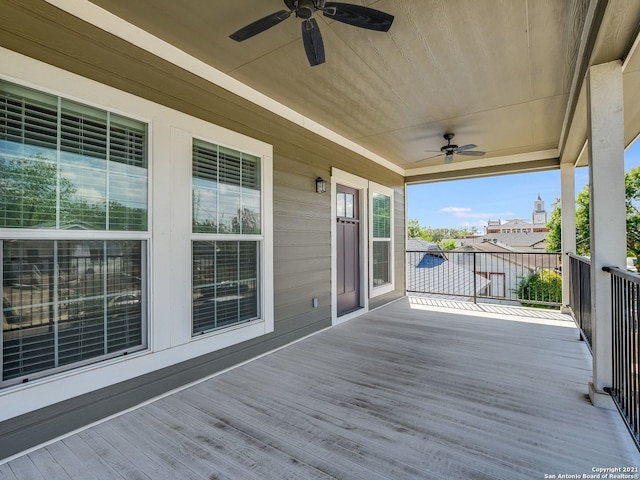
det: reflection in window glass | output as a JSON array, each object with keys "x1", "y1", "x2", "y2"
[
  {"x1": 372, "y1": 192, "x2": 391, "y2": 287},
  {"x1": 345, "y1": 194, "x2": 354, "y2": 218},
  {"x1": 337, "y1": 193, "x2": 346, "y2": 217},
  {"x1": 372, "y1": 241, "x2": 390, "y2": 286},
  {"x1": 192, "y1": 139, "x2": 262, "y2": 336},
  {"x1": 192, "y1": 241, "x2": 258, "y2": 334},
  {"x1": 0, "y1": 81, "x2": 148, "y2": 231},
  {"x1": 372, "y1": 193, "x2": 391, "y2": 238},
  {"x1": 192, "y1": 140, "x2": 261, "y2": 234},
  {"x1": 2, "y1": 239, "x2": 146, "y2": 384}
]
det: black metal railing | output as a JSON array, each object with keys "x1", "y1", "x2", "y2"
[
  {"x1": 602, "y1": 266, "x2": 640, "y2": 449},
  {"x1": 568, "y1": 254, "x2": 593, "y2": 349},
  {"x1": 407, "y1": 250, "x2": 562, "y2": 307}
]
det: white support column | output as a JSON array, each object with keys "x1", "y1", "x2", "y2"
[
  {"x1": 560, "y1": 163, "x2": 576, "y2": 314},
  {"x1": 586, "y1": 61, "x2": 626, "y2": 408}
]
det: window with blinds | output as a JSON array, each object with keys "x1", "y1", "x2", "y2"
[
  {"x1": 372, "y1": 191, "x2": 392, "y2": 288},
  {"x1": 192, "y1": 139, "x2": 262, "y2": 334},
  {"x1": 0, "y1": 81, "x2": 148, "y2": 231},
  {"x1": 192, "y1": 139, "x2": 260, "y2": 234},
  {"x1": 1, "y1": 239, "x2": 146, "y2": 385},
  {"x1": 0, "y1": 80, "x2": 149, "y2": 386}
]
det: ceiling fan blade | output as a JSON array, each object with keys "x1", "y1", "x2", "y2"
[
  {"x1": 302, "y1": 18, "x2": 326, "y2": 66},
  {"x1": 456, "y1": 150, "x2": 486, "y2": 156},
  {"x1": 323, "y1": 2, "x2": 394, "y2": 32},
  {"x1": 230, "y1": 10, "x2": 292, "y2": 42},
  {"x1": 444, "y1": 153, "x2": 454, "y2": 164},
  {"x1": 455, "y1": 143, "x2": 478, "y2": 152}
]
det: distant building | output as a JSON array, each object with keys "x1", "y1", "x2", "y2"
[
  {"x1": 457, "y1": 196, "x2": 550, "y2": 251},
  {"x1": 485, "y1": 195, "x2": 549, "y2": 234}
]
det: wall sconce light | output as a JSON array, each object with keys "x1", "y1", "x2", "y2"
[{"x1": 316, "y1": 177, "x2": 327, "y2": 194}]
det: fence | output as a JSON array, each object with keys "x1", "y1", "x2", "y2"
[{"x1": 407, "y1": 250, "x2": 562, "y2": 307}]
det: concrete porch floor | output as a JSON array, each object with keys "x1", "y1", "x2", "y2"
[{"x1": 1, "y1": 297, "x2": 638, "y2": 479}]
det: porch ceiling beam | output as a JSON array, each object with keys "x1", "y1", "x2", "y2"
[{"x1": 405, "y1": 156, "x2": 559, "y2": 185}]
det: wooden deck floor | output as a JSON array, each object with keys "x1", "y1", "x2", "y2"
[{"x1": 2, "y1": 297, "x2": 638, "y2": 479}]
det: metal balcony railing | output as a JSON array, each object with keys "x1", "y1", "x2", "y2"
[
  {"x1": 602, "y1": 266, "x2": 640, "y2": 449},
  {"x1": 568, "y1": 254, "x2": 593, "y2": 349},
  {"x1": 407, "y1": 250, "x2": 562, "y2": 308}
]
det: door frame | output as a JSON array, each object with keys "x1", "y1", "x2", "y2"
[{"x1": 331, "y1": 168, "x2": 369, "y2": 325}]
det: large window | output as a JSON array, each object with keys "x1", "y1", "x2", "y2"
[
  {"x1": 370, "y1": 183, "x2": 394, "y2": 296},
  {"x1": 192, "y1": 139, "x2": 261, "y2": 334},
  {"x1": 0, "y1": 81, "x2": 148, "y2": 386}
]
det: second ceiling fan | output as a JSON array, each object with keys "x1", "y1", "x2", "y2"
[{"x1": 230, "y1": 0, "x2": 394, "y2": 67}]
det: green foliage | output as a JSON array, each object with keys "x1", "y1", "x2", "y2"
[
  {"x1": 545, "y1": 166, "x2": 640, "y2": 258},
  {"x1": 438, "y1": 239, "x2": 457, "y2": 251},
  {"x1": 545, "y1": 205, "x2": 562, "y2": 253},
  {"x1": 0, "y1": 154, "x2": 76, "y2": 227},
  {"x1": 575, "y1": 187, "x2": 590, "y2": 256},
  {"x1": 0, "y1": 154, "x2": 146, "y2": 230},
  {"x1": 516, "y1": 269, "x2": 562, "y2": 309},
  {"x1": 407, "y1": 219, "x2": 476, "y2": 248}
]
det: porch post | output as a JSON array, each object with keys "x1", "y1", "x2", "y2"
[
  {"x1": 560, "y1": 163, "x2": 576, "y2": 314},
  {"x1": 586, "y1": 61, "x2": 626, "y2": 407}
]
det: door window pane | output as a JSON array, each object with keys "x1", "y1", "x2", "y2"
[
  {"x1": 345, "y1": 194, "x2": 354, "y2": 218},
  {"x1": 337, "y1": 193, "x2": 346, "y2": 217}
]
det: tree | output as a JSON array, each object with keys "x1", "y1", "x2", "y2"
[
  {"x1": 546, "y1": 166, "x2": 640, "y2": 259},
  {"x1": 438, "y1": 239, "x2": 457, "y2": 251},
  {"x1": 407, "y1": 219, "x2": 431, "y2": 240},
  {"x1": 407, "y1": 219, "x2": 473, "y2": 250},
  {"x1": 516, "y1": 269, "x2": 562, "y2": 309},
  {"x1": 545, "y1": 205, "x2": 562, "y2": 253},
  {"x1": 0, "y1": 154, "x2": 75, "y2": 228}
]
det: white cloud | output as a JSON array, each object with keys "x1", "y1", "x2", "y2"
[
  {"x1": 439, "y1": 206, "x2": 514, "y2": 219},
  {"x1": 440, "y1": 207, "x2": 471, "y2": 214}
]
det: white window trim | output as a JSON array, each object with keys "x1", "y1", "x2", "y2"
[
  {"x1": 369, "y1": 181, "x2": 395, "y2": 297},
  {"x1": 189, "y1": 133, "x2": 274, "y2": 338},
  {"x1": 330, "y1": 168, "x2": 369, "y2": 326},
  {"x1": 0, "y1": 49, "x2": 274, "y2": 419}
]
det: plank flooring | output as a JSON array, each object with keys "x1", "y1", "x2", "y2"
[{"x1": 2, "y1": 297, "x2": 639, "y2": 479}]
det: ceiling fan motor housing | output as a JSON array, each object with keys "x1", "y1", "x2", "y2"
[{"x1": 296, "y1": 0, "x2": 316, "y2": 18}]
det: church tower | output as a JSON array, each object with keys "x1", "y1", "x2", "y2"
[{"x1": 532, "y1": 194, "x2": 547, "y2": 225}]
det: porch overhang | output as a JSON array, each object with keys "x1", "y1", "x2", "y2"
[{"x1": 1, "y1": 0, "x2": 639, "y2": 183}]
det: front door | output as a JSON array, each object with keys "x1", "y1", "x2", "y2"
[{"x1": 336, "y1": 185, "x2": 361, "y2": 315}]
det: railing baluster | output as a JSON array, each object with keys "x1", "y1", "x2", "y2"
[
  {"x1": 600, "y1": 265, "x2": 640, "y2": 450},
  {"x1": 406, "y1": 248, "x2": 562, "y2": 307}
]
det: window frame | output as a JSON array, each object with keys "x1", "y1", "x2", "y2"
[
  {"x1": 0, "y1": 79, "x2": 151, "y2": 387},
  {"x1": 190, "y1": 134, "x2": 273, "y2": 338},
  {"x1": 369, "y1": 181, "x2": 395, "y2": 297}
]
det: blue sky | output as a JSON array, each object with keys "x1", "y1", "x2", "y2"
[{"x1": 407, "y1": 139, "x2": 640, "y2": 231}]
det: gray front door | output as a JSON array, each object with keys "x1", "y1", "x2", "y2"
[{"x1": 336, "y1": 185, "x2": 361, "y2": 315}]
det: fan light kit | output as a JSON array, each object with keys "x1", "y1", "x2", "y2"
[
  {"x1": 230, "y1": 0, "x2": 394, "y2": 66},
  {"x1": 435, "y1": 133, "x2": 486, "y2": 164}
]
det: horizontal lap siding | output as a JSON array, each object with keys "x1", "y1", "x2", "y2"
[{"x1": 0, "y1": 0, "x2": 405, "y2": 458}]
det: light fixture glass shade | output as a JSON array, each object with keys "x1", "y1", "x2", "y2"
[{"x1": 316, "y1": 177, "x2": 327, "y2": 193}]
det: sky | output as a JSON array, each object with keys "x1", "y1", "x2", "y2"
[{"x1": 407, "y1": 139, "x2": 640, "y2": 232}]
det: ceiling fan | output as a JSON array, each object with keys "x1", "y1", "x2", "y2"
[
  {"x1": 229, "y1": 0, "x2": 394, "y2": 67},
  {"x1": 429, "y1": 133, "x2": 486, "y2": 164}
]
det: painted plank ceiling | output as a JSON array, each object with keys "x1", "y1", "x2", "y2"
[{"x1": 37, "y1": 0, "x2": 640, "y2": 179}]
